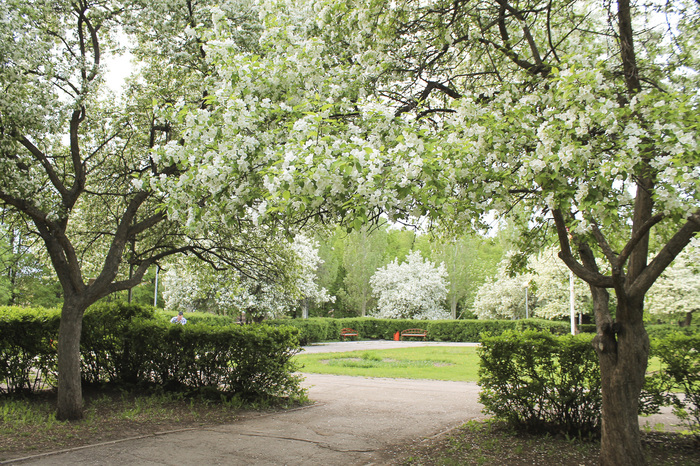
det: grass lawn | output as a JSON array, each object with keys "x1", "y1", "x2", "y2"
[{"x1": 294, "y1": 346, "x2": 481, "y2": 381}]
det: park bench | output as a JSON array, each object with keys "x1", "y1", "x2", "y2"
[
  {"x1": 400, "y1": 328, "x2": 427, "y2": 340},
  {"x1": 340, "y1": 328, "x2": 359, "y2": 341}
]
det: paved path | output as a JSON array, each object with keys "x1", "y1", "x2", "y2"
[{"x1": 3, "y1": 341, "x2": 684, "y2": 465}]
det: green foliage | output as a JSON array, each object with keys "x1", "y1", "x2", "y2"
[
  {"x1": 478, "y1": 330, "x2": 602, "y2": 437},
  {"x1": 643, "y1": 334, "x2": 700, "y2": 439},
  {"x1": 81, "y1": 302, "x2": 158, "y2": 385},
  {"x1": 295, "y1": 346, "x2": 481, "y2": 381},
  {"x1": 0, "y1": 306, "x2": 59, "y2": 394},
  {"x1": 267, "y1": 317, "x2": 589, "y2": 344},
  {"x1": 155, "y1": 310, "x2": 235, "y2": 326},
  {"x1": 0, "y1": 305, "x2": 303, "y2": 402},
  {"x1": 646, "y1": 323, "x2": 700, "y2": 339},
  {"x1": 133, "y1": 322, "x2": 304, "y2": 400}
]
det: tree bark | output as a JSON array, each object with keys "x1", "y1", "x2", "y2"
[
  {"x1": 596, "y1": 315, "x2": 649, "y2": 465},
  {"x1": 56, "y1": 297, "x2": 88, "y2": 421}
]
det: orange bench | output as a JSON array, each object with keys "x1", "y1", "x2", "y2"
[
  {"x1": 340, "y1": 328, "x2": 359, "y2": 341},
  {"x1": 400, "y1": 328, "x2": 427, "y2": 340}
]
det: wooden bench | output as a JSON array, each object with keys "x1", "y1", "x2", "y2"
[
  {"x1": 340, "y1": 328, "x2": 359, "y2": 341},
  {"x1": 400, "y1": 328, "x2": 427, "y2": 340}
]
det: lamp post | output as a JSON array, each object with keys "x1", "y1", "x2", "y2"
[
  {"x1": 570, "y1": 270, "x2": 576, "y2": 335},
  {"x1": 153, "y1": 265, "x2": 159, "y2": 307},
  {"x1": 523, "y1": 282, "x2": 529, "y2": 319}
]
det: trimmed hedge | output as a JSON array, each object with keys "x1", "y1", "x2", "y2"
[
  {"x1": 0, "y1": 306, "x2": 59, "y2": 394},
  {"x1": 643, "y1": 333, "x2": 700, "y2": 439},
  {"x1": 267, "y1": 317, "x2": 596, "y2": 344},
  {"x1": 155, "y1": 310, "x2": 236, "y2": 326},
  {"x1": 478, "y1": 330, "x2": 602, "y2": 436},
  {"x1": 0, "y1": 304, "x2": 303, "y2": 401}
]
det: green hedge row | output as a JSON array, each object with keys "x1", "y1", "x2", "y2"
[
  {"x1": 266, "y1": 317, "x2": 597, "y2": 344},
  {"x1": 1, "y1": 304, "x2": 303, "y2": 401},
  {"x1": 478, "y1": 330, "x2": 601, "y2": 436},
  {"x1": 643, "y1": 333, "x2": 700, "y2": 440},
  {"x1": 479, "y1": 330, "x2": 699, "y2": 438},
  {"x1": 0, "y1": 306, "x2": 60, "y2": 394}
]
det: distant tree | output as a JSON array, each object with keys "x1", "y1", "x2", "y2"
[
  {"x1": 528, "y1": 248, "x2": 590, "y2": 321},
  {"x1": 429, "y1": 235, "x2": 503, "y2": 318},
  {"x1": 162, "y1": 234, "x2": 332, "y2": 319},
  {"x1": 646, "y1": 237, "x2": 700, "y2": 326},
  {"x1": 473, "y1": 257, "x2": 528, "y2": 320},
  {"x1": 371, "y1": 250, "x2": 449, "y2": 319},
  {"x1": 342, "y1": 226, "x2": 388, "y2": 316}
]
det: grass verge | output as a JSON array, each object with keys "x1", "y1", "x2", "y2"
[
  {"x1": 395, "y1": 419, "x2": 700, "y2": 466},
  {"x1": 294, "y1": 346, "x2": 480, "y2": 381}
]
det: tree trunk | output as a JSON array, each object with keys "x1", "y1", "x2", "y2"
[
  {"x1": 594, "y1": 302, "x2": 649, "y2": 465},
  {"x1": 56, "y1": 298, "x2": 88, "y2": 421},
  {"x1": 679, "y1": 310, "x2": 693, "y2": 327}
]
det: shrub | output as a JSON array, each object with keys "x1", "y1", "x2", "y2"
[
  {"x1": 0, "y1": 306, "x2": 59, "y2": 394},
  {"x1": 0, "y1": 304, "x2": 304, "y2": 402},
  {"x1": 81, "y1": 302, "x2": 157, "y2": 384},
  {"x1": 643, "y1": 333, "x2": 699, "y2": 439},
  {"x1": 132, "y1": 322, "x2": 304, "y2": 399},
  {"x1": 478, "y1": 330, "x2": 601, "y2": 437}
]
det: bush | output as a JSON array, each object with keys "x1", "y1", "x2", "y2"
[
  {"x1": 0, "y1": 306, "x2": 59, "y2": 394},
  {"x1": 155, "y1": 310, "x2": 235, "y2": 326},
  {"x1": 643, "y1": 333, "x2": 699, "y2": 439},
  {"x1": 647, "y1": 323, "x2": 699, "y2": 339},
  {"x1": 131, "y1": 322, "x2": 304, "y2": 399},
  {"x1": 0, "y1": 304, "x2": 304, "y2": 402},
  {"x1": 266, "y1": 317, "x2": 592, "y2": 344},
  {"x1": 478, "y1": 330, "x2": 601, "y2": 437},
  {"x1": 81, "y1": 302, "x2": 157, "y2": 384}
]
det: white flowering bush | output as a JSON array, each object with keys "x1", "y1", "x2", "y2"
[
  {"x1": 370, "y1": 250, "x2": 449, "y2": 320},
  {"x1": 472, "y1": 258, "x2": 529, "y2": 320}
]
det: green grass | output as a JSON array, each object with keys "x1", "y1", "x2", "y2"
[{"x1": 294, "y1": 346, "x2": 481, "y2": 381}]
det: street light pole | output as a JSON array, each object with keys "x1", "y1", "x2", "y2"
[{"x1": 570, "y1": 270, "x2": 576, "y2": 335}]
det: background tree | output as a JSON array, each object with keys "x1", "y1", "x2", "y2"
[
  {"x1": 370, "y1": 250, "x2": 449, "y2": 319},
  {"x1": 162, "y1": 233, "x2": 332, "y2": 318},
  {"x1": 646, "y1": 237, "x2": 700, "y2": 326},
  {"x1": 472, "y1": 257, "x2": 529, "y2": 320},
  {"x1": 342, "y1": 226, "x2": 388, "y2": 316},
  {"x1": 527, "y1": 248, "x2": 591, "y2": 321},
  {"x1": 427, "y1": 234, "x2": 503, "y2": 318}
]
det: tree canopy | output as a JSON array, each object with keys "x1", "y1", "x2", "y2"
[{"x1": 175, "y1": 0, "x2": 699, "y2": 462}]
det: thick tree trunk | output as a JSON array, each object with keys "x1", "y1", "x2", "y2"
[
  {"x1": 56, "y1": 298, "x2": 88, "y2": 421},
  {"x1": 595, "y1": 304, "x2": 649, "y2": 465}
]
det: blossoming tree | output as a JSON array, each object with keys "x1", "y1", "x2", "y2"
[
  {"x1": 181, "y1": 0, "x2": 699, "y2": 463},
  {"x1": 162, "y1": 234, "x2": 333, "y2": 318},
  {"x1": 370, "y1": 250, "x2": 449, "y2": 319},
  {"x1": 0, "y1": 0, "x2": 296, "y2": 420},
  {"x1": 646, "y1": 237, "x2": 700, "y2": 326}
]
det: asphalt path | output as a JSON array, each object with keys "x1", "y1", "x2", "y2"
[{"x1": 3, "y1": 341, "x2": 683, "y2": 465}]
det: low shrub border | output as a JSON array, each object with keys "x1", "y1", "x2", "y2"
[
  {"x1": 0, "y1": 304, "x2": 304, "y2": 402},
  {"x1": 478, "y1": 330, "x2": 602, "y2": 436}
]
